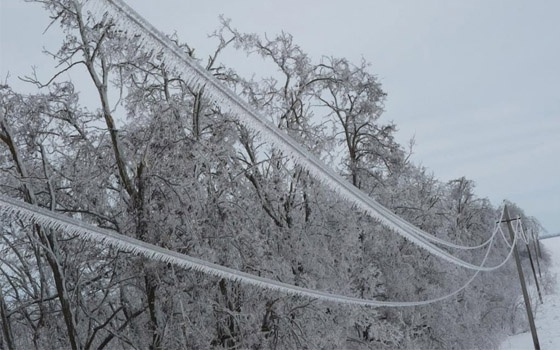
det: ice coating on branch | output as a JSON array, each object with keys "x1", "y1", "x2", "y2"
[{"x1": 82, "y1": 0, "x2": 509, "y2": 271}]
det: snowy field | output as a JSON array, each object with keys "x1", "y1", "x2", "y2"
[{"x1": 501, "y1": 236, "x2": 560, "y2": 350}]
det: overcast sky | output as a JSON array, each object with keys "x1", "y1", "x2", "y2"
[{"x1": 1, "y1": 0, "x2": 559, "y2": 235}]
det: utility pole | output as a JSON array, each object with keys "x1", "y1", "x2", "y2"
[
  {"x1": 535, "y1": 230, "x2": 543, "y2": 259},
  {"x1": 504, "y1": 205, "x2": 540, "y2": 350},
  {"x1": 530, "y1": 229, "x2": 543, "y2": 279},
  {"x1": 521, "y1": 225, "x2": 543, "y2": 304}
]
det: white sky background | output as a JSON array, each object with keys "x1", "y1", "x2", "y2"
[{"x1": 1, "y1": 0, "x2": 559, "y2": 234}]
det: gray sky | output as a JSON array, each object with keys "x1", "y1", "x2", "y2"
[{"x1": 1, "y1": 0, "x2": 559, "y2": 234}]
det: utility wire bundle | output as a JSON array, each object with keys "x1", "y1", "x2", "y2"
[{"x1": 0, "y1": 0, "x2": 526, "y2": 307}]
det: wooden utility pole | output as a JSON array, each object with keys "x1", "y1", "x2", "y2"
[
  {"x1": 504, "y1": 206, "x2": 540, "y2": 350},
  {"x1": 522, "y1": 226, "x2": 543, "y2": 304},
  {"x1": 530, "y1": 229, "x2": 543, "y2": 279},
  {"x1": 534, "y1": 230, "x2": 543, "y2": 259}
]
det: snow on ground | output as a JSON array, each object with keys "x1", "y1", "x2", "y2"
[{"x1": 501, "y1": 236, "x2": 560, "y2": 350}]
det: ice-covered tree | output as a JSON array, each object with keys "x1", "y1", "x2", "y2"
[{"x1": 0, "y1": 1, "x2": 552, "y2": 349}]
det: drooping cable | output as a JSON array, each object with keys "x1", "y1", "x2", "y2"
[
  {"x1": 80, "y1": 0, "x2": 513, "y2": 269},
  {"x1": 0, "y1": 194, "x2": 517, "y2": 307},
  {"x1": 499, "y1": 221, "x2": 513, "y2": 248},
  {"x1": 518, "y1": 219, "x2": 530, "y2": 245}
]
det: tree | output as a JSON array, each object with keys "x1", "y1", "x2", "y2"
[{"x1": 0, "y1": 1, "x2": 551, "y2": 349}]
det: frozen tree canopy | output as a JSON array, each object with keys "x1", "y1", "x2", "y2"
[{"x1": 0, "y1": 1, "x2": 551, "y2": 349}]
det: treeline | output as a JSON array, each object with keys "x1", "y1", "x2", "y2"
[{"x1": 0, "y1": 1, "x2": 550, "y2": 349}]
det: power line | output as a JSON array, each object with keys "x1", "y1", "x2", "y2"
[
  {"x1": 82, "y1": 0, "x2": 511, "y2": 270},
  {"x1": 0, "y1": 194, "x2": 517, "y2": 307}
]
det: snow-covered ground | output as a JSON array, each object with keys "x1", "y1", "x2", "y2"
[{"x1": 501, "y1": 236, "x2": 560, "y2": 350}]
